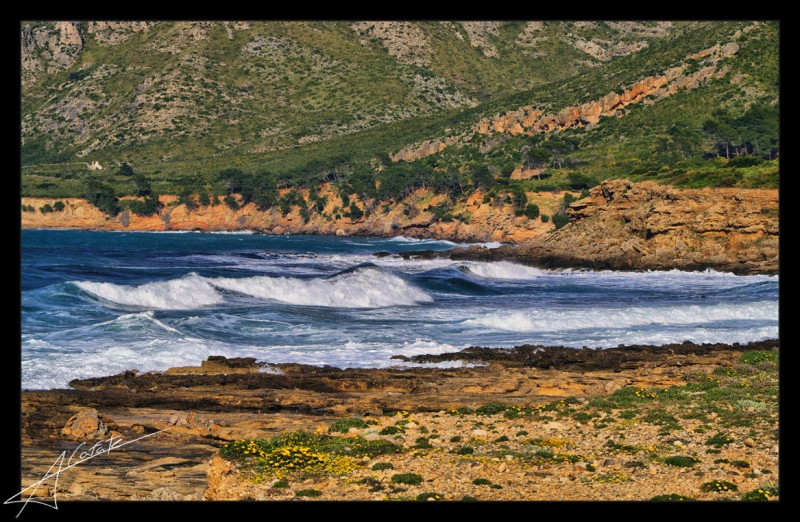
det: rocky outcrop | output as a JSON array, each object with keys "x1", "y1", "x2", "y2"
[
  {"x1": 455, "y1": 180, "x2": 778, "y2": 274},
  {"x1": 21, "y1": 22, "x2": 84, "y2": 87},
  {"x1": 393, "y1": 39, "x2": 739, "y2": 163},
  {"x1": 350, "y1": 22, "x2": 432, "y2": 67},
  {"x1": 61, "y1": 408, "x2": 108, "y2": 440}
]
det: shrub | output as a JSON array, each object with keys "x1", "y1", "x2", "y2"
[
  {"x1": 348, "y1": 202, "x2": 364, "y2": 219},
  {"x1": 449, "y1": 436, "x2": 462, "y2": 443},
  {"x1": 84, "y1": 178, "x2": 120, "y2": 216},
  {"x1": 552, "y1": 213, "x2": 570, "y2": 229},
  {"x1": 454, "y1": 446, "x2": 474, "y2": 455},
  {"x1": 413, "y1": 437, "x2": 433, "y2": 449},
  {"x1": 273, "y1": 479, "x2": 289, "y2": 488},
  {"x1": 523, "y1": 203, "x2": 540, "y2": 219},
  {"x1": 295, "y1": 489, "x2": 321, "y2": 497},
  {"x1": 53, "y1": 201, "x2": 65, "y2": 212},
  {"x1": 391, "y1": 473, "x2": 423, "y2": 485},
  {"x1": 540, "y1": 214, "x2": 549, "y2": 223},
  {"x1": 39, "y1": 204, "x2": 54, "y2": 213},
  {"x1": 223, "y1": 195, "x2": 239, "y2": 210},
  {"x1": 379, "y1": 426, "x2": 404, "y2": 435},
  {"x1": 663, "y1": 456, "x2": 701, "y2": 467},
  {"x1": 372, "y1": 462, "x2": 394, "y2": 471},
  {"x1": 472, "y1": 478, "x2": 492, "y2": 486}
]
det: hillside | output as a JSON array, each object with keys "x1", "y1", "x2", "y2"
[{"x1": 21, "y1": 21, "x2": 778, "y2": 229}]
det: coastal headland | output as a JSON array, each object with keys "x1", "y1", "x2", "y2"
[{"x1": 22, "y1": 179, "x2": 778, "y2": 274}]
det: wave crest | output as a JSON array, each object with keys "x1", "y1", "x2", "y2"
[
  {"x1": 465, "y1": 301, "x2": 779, "y2": 332},
  {"x1": 211, "y1": 267, "x2": 432, "y2": 308},
  {"x1": 74, "y1": 273, "x2": 224, "y2": 310}
]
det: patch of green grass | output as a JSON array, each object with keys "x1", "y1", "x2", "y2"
[
  {"x1": 379, "y1": 426, "x2": 405, "y2": 435},
  {"x1": 372, "y1": 462, "x2": 394, "y2": 471},
  {"x1": 741, "y1": 484, "x2": 778, "y2": 501},
  {"x1": 515, "y1": 430, "x2": 528, "y2": 437},
  {"x1": 447, "y1": 406, "x2": 475, "y2": 416},
  {"x1": 295, "y1": 489, "x2": 322, "y2": 497},
  {"x1": 730, "y1": 460, "x2": 751, "y2": 468},
  {"x1": 328, "y1": 417, "x2": 370, "y2": 433},
  {"x1": 494, "y1": 435, "x2": 509, "y2": 443},
  {"x1": 642, "y1": 409, "x2": 680, "y2": 430},
  {"x1": 449, "y1": 436, "x2": 462, "y2": 443},
  {"x1": 572, "y1": 411, "x2": 600, "y2": 424},
  {"x1": 591, "y1": 471, "x2": 629, "y2": 484},
  {"x1": 391, "y1": 473, "x2": 424, "y2": 485},
  {"x1": 273, "y1": 478, "x2": 290, "y2": 488},
  {"x1": 472, "y1": 478, "x2": 492, "y2": 486},
  {"x1": 739, "y1": 350, "x2": 777, "y2": 366},
  {"x1": 454, "y1": 446, "x2": 474, "y2": 455},
  {"x1": 475, "y1": 403, "x2": 511, "y2": 416}
]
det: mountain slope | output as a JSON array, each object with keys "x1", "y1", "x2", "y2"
[{"x1": 21, "y1": 21, "x2": 778, "y2": 202}]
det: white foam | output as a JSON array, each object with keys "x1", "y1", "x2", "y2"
[
  {"x1": 465, "y1": 301, "x2": 779, "y2": 333},
  {"x1": 74, "y1": 273, "x2": 224, "y2": 310},
  {"x1": 464, "y1": 261, "x2": 551, "y2": 280},
  {"x1": 210, "y1": 267, "x2": 433, "y2": 308}
]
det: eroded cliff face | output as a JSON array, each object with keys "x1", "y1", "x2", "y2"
[
  {"x1": 391, "y1": 40, "x2": 740, "y2": 163},
  {"x1": 21, "y1": 187, "x2": 568, "y2": 244},
  {"x1": 456, "y1": 179, "x2": 778, "y2": 274}
]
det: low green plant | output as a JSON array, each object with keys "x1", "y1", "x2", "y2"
[
  {"x1": 329, "y1": 417, "x2": 369, "y2": 433},
  {"x1": 663, "y1": 456, "x2": 701, "y2": 467},
  {"x1": 372, "y1": 462, "x2": 394, "y2": 471},
  {"x1": 472, "y1": 478, "x2": 492, "y2": 486},
  {"x1": 700, "y1": 480, "x2": 738, "y2": 493},
  {"x1": 741, "y1": 485, "x2": 777, "y2": 501},
  {"x1": 391, "y1": 473, "x2": 423, "y2": 485},
  {"x1": 650, "y1": 493, "x2": 694, "y2": 501},
  {"x1": 295, "y1": 489, "x2": 321, "y2": 497},
  {"x1": 416, "y1": 492, "x2": 444, "y2": 501},
  {"x1": 706, "y1": 432, "x2": 734, "y2": 447}
]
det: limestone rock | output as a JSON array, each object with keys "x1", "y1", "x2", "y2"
[{"x1": 61, "y1": 408, "x2": 108, "y2": 439}]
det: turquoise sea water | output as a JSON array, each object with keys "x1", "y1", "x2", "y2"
[{"x1": 21, "y1": 229, "x2": 778, "y2": 389}]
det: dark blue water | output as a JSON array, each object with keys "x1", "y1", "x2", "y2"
[{"x1": 22, "y1": 229, "x2": 778, "y2": 389}]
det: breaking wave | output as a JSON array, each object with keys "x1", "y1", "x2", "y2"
[{"x1": 465, "y1": 301, "x2": 778, "y2": 332}]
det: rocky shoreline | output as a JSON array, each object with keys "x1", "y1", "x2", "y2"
[
  {"x1": 20, "y1": 339, "x2": 779, "y2": 501},
  {"x1": 22, "y1": 179, "x2": 779, "y2": 275}
]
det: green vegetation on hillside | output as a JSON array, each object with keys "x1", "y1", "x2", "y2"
[{"x1": 21, "y1": 21, "x2": 778, "y2": 217}]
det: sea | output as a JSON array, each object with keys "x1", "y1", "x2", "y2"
[{"x1": 21, "y1": 229, "x2": 779, "y2": 390}]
